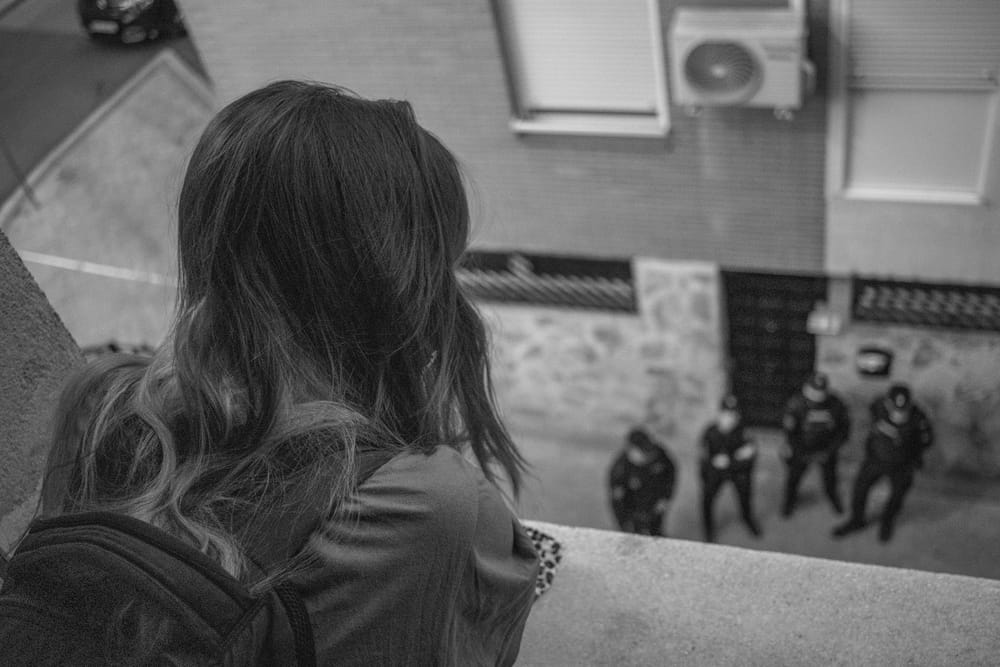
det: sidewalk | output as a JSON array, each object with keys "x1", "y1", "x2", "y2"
[
  {"x1": 0, "y1": 0, "x2": 26, "y2": 19},
  {"x1": 0, "y1": 0, "x2": 206, "y2": 204},
  {"x1": 511, "y1": 422, "x2": 1000, "y2": 581}
]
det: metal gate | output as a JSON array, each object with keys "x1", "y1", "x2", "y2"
[{"x1": 722, "y1": 271, "x2": 828, "y2": 427}]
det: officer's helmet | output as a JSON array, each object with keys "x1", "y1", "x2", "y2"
[
  {"x1": 718, "y1": 394, "x2": 741, "y2": 432},
  {"x1": 887, "y1": 383, "x2": 913, "y2": 424},
  {"x1": 627, "y1": 428, "x2": 656, "y2": 453},
  {"x1": 803, "y1": 372, "x2": 829, "y2": 402}
]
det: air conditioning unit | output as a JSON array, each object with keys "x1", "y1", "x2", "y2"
[{"x1": 669, "y1": 7, "x2": 810, "y2": 111}]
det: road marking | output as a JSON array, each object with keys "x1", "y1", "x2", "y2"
[{"x1": 16, "y1": 249, "x2": 177, "y2": 286}]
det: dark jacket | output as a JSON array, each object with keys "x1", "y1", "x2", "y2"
[
  {"x1": 700, "y1": 424, "x2": 756, "y2": 476},
  {"x1": 783, "y1": 392, "x2": 851, "y2": 457},
  {"x1": 609, "y1": 445, "x2": 676, "y2": 519},
  {"x1": 865, "y1": 399, "x2": 934, "y2": 467}
]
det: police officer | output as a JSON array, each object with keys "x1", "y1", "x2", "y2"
[
  {"x1": 833, "y1": 383, "x2": 934, "y2": 542},
  {"x1": 700, "y1": 395, "x2": 762, "y2": 543},
  {"x1": 781, "y1": 372, "x2": 851, "y2": 517},
  {"x1": 608, "y1": 428, "x2": 677, "y2": 536}
]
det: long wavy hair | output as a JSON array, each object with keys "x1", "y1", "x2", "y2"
[{"x1": 41, "y1": 81, "x2": 525, "y2": 582}]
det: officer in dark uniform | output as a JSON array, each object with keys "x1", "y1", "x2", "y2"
[
  {"x1": 833, "y1": 383, "x2": 934, "y2": 542},
  {"x1": 699, "y1": 395, "x2": 762, "y2": 543},
  {"x1": 781, "y1": 372, "x2": 851, "y2": 517},
  {"x1": 608, "y1": 428, "x2": 677, "y2": 536}
]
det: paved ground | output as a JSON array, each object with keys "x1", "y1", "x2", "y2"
[
  {"x1": 0, "y1": 0, "x2": 205, "y2": 204},
  {"x1": 511, "y1": 420, "x2": 1000, "y2": 581}
]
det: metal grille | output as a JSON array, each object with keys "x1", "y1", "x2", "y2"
[
  {"x1": 852, "y1": 278, "x2": 1000, "y2": 332},
  {"x1": 457, "y1": 251, "x2": 635, "y2": 312},
  {"x1": 685, "y1": 42, "x2": 759, "y2": 95}
]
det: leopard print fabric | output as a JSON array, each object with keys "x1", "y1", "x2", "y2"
[{"x1": 523, "y1": 525, "x2": 562, "y2": 599}]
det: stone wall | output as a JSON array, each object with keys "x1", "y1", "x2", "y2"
[
  {"x1": 817, "y1": 323, "x2": 1000, "y2": 476},
  {"x1": 180, "y1": 0, "x2": 830, "y2": 274},
  {"x1": 0, "y1": 230, "x2": 80, "y2": 551},
  {"x1": 483, "y1": 258, "x2": 726, "y2": 455}
]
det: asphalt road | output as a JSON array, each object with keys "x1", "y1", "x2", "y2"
[
  {"x1": 513, "y1": 422, "x2": 1000, "y2": 581},
  {"x1": 0, "y1": 0, "x2": 207, "y2": 204}
]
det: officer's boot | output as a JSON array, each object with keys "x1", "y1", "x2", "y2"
[
  {"x1": 833, "y1": 464, "x2": 876, "y2": 538},
  {"x1": 740, "y1": 497, "x2": 762, "y2": 538},
  {"x1": 878, "y1": 518, "x2": 895, "y2": 543},
  {"x1": 823, "y1": 459, "x2": 844, "y2": 514},
  {"x1": 831, "y1": 517, "x2": 866, "y2": 538},
  {"x1": 782, "y1": 462, "x2": 804, "y2": 518},
  {"x1": 781, "y1": 486, "x2": 796, "y2": 518}
]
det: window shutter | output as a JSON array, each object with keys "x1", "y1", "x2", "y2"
[
  {"x1": 847, "y1": 89, "x2": 994, "y2": 191},
  {"x1": 848, "y1": 0, "x2": 1000, "y2": 88},
  {"x1": 502, "y1": 0, "x2": 658, "y2": 114},
  {"x1": 843, "y1": 0, "x2": 1000, "y2": 197}
]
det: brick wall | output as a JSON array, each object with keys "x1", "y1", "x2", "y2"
[{"x1": 180, "y1": 0, "x2": 829, "y2": 274}]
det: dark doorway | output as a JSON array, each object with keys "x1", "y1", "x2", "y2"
[{"x1": 722, "y1": 271, "x2": 828, "y2": 427}]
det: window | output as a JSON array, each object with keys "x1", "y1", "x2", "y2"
[
  {"x1": 846, "y1": 89, "x2": 995, "y2": 199},
  {"x1": 490, "y1": 0, "x2": 669, "y2": 137},
  {"x1": 828, "y1": 0, "x2": 1000, "y2": 205}
]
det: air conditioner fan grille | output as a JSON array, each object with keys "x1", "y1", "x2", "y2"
[{"x1": 684, "y1": 41, "x2": 759, "y2": 94}]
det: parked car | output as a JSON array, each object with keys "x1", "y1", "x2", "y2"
[{"x1": 78, "y1": 0, "x2": 186, "y2": 44}]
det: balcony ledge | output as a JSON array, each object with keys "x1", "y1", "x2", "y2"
[{"x1": 519, "y1": 521, "x2": 1000, "y2": 666}]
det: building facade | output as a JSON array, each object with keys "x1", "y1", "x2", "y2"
[{"x1": 118, "y1": 0, "x2": 1000, "y2": 469}]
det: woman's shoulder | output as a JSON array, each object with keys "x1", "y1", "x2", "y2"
[
  {"x1": 302, "y1": 446, "x2": 536, "y2": 664},
  {"x1": 366, "y1": 445, "x2": 486, "y2": 504},
  {"x1": 324, "y1": 445, "x2": 494, "y2": 547},
  {"x1": 372, "y1": 444, "x2": 480, "y2": 481}
]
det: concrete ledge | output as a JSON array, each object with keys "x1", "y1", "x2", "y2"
[
  {"x1": 519, "y1": 522, "x2": 1000, "y2": 666},
  {"x1": 0, "y1": 229, "x2": 80, "y2": 545}
]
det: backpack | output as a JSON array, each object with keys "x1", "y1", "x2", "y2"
[{"x1": 0, "y1": 449, "x2": 395, "y2": 666}]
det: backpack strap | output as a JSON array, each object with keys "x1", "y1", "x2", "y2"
[{"x1": 273, "y1": 581, "x2": 318, "y2": 667}]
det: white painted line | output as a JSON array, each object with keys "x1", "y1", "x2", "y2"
[
  {"x1": 17, "y1": 249, "x2": 177, "y2": 286},
  {"x1": 0, "y1": 49, "x2": 214, "y2": 224}
]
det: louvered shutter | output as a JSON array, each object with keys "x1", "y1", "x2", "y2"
[
  {"x1": 844, "y1": 0, "x2": 1000, "y2": 196},
  {"x1": 501, "y1": 0, "x2": 658, "y2": 114},
  {"x1": 849, "y1": 0, "x2": 1000, "y2": 89}
]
